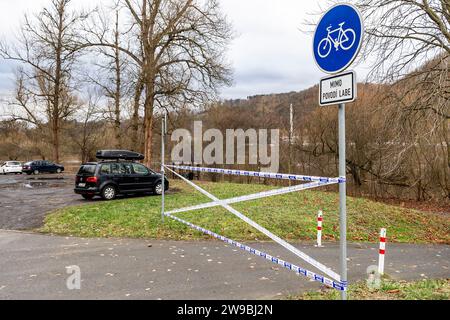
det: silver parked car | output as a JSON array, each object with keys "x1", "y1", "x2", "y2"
[{"x1": 0, "y1": 161, "x2": 23, "y2": 175}]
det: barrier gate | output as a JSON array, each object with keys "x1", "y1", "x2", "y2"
[{"x1": 160, "y1": 115, "x2": 348, "y2": 294}]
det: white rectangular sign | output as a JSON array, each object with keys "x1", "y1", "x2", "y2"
[{"x1": 319, "y1": 71, "x2": 357, "y2": 106}]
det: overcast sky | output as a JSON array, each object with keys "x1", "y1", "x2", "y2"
[{"x1": 0, "y1": 0, "x2": 371, "y2": 100}]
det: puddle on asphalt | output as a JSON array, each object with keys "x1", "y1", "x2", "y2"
[
  {"x1": 27, "y1": 176, "x2": 65, "y2": 181},
  {"x1": 22, "y1": 180, "x2": 68, "y2": 189},
  {"x1": 24, "y1": 181, "x2": 51, "y2": 188},
  {"x1": 0, "y1": 178, "x2": 69, "y2": 189}
]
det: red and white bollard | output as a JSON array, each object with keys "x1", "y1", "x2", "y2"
[
  {"x1": 316, "y1": 210, "x2": 323, "y2": 247},
  {"x1": 378, "y1": 228, "x2": 387, "y2": 275}
]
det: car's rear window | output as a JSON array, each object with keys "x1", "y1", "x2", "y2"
[
  {"x1": 8, "y1": 162, "x2": 21, "y2": 166},
  {"x1": 78, "y1": 165, "x2": 97, "y2": 175}
]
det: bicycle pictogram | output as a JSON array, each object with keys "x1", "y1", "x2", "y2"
[{"x1": 317, "y1": 22, "x2": 356, "y2": 59}]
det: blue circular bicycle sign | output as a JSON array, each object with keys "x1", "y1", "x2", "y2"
[{"x1": 313, "y1": 3, "x2": 364, "y2": 74}]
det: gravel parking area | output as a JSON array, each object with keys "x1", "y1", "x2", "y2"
[{"x1": 0, "y1": 174, "x2": 82, "y2": 230}]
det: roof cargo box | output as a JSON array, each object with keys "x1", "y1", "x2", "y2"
[{"x1": 96, "y1": 150, "x2": 145, "y2": 161}]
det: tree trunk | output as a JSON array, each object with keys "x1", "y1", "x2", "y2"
[
  {"x1": 445, "y1": 118, "x2": 450, "y2": 170},
  {"x1": 349, "y1": 162, "x2": 362, "y2": 186},
  {"x1": 52, "y1": 121, "x2": 60, "y2": 163},
  {"x1": 143, "y1": 86, "x2": 155, "y2": 168},
  {"x1": 114, "y1": 108, "x2": 121, "y2": 149},
  {"x1": 52, "y1": 0, "x2": 64, "y2": 163},
  {"x1": 131, "y1": 80, "x2": 144, "y2": 150},
  {"x1": 81, "y1": 147, "x2": 87, "y2": 164},
  {"x1": 144, "y1": 115, "x2": 154, "y2": 168}
]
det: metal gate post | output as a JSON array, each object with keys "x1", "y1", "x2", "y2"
[{"x1": 161, "y1": 113, "x2": 166, "y2": 223}]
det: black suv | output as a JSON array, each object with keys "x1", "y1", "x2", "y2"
[
  {"x1": 22, "y1": 161, "x2": 65, "y2": 175},
  {"x1": 74, "y1": 150, "x2": 169, "y2": 201}
]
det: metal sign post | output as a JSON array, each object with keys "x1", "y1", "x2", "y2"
[
  {"x1": 338, "y1": 103, "x2": 347, "y2": 300},
  {"x1": 289, "y1": 104, "x2": 294, "y2": 186},
  {"x1": 313, "y1": 3, "x2": 364, "y2": 300}
]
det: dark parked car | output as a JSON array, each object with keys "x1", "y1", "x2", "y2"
[
  {"x1": 22, "y1": 161, "x2": 65, "y2": 175},
  {"x1": 74, "y1": 150, "x2": 169, "y2": 201}
]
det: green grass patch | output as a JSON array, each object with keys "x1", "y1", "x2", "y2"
[
  {"x1": 40, "y1": 180, "x2": 450, "y2": 243},
  {"x1": 292, "y1": 279, "x2": 450, "y2": 300}
]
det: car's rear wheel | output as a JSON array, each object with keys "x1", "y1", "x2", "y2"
[
  {"x1": 82, "y1": 194, "x2": 94, "y2": 200},
  {"x1": 154, "y1": 182, "x2": 163, "y2": 195},
  {"x1": 101, "y1": 185, "x2": 117, "y2": 201},
  {"x1": 33, "y1": 170, "x2": 39, "y2": 175}
]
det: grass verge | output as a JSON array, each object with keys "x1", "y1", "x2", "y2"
[
  {"x1": 40, "y1": 180, "x2": 450, "y2": 243},
  {"x1": 292, "y1": 279, "x2": 450, "y2": 300}
]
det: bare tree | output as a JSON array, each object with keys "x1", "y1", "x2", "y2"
[
  {"x1": 67, "y1": 92, "x2": 102, "y2": 163},
  {"x1": 353, "y1": 0, "x2": 449, "y2": 197},
  {"x1": 0, "y1": 0, "x2": 87, "y2": 162},
  {"x1": 354, "y1": 0, "x2": 449, "y2": 126},
  {"x1": 356, "y1": 0, "x2": 449, "y2": 79},
  {"x1": 86, "y1": 9, "x2": 127, "y2": 149},
  {"x1": 81, "y1": 0, "x2": 233, "y2": 166}
]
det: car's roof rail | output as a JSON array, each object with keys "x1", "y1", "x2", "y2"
[{"x1": 98, "y1": 160, "x2": 138, "y2": 163}]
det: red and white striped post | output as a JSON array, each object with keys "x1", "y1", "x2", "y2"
[
  {"x1": 378, "y1": 228, "x2": 387, "y2": 275},
  {"x1": 316, "y1": 210, "x2": 323, "y2": 247}
]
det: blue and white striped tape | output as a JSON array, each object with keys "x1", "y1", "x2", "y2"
[
  {"x1": 164, "y1": 166, "x2": 341, "y2": 282},
  {"x1": 167, "y1": 180, "x2": 336, "y2": 215},
  {"x1": 166, "y1": 165, "x2": 346, "y2": 184},
  {"x1": 165, "y1": 212, "x2": 347, "y2": 291}
]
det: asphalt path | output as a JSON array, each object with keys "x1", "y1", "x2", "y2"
[
  {"x1": 0, "y1": 173, "x2": 448, "y2": 300},
  {"x1": 0, "y1": 230, "x2": 448, "y2": 300}
]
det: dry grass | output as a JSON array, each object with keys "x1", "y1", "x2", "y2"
[{"x1": 292, "y1": 279, "x2": 450, "y2": 300}]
